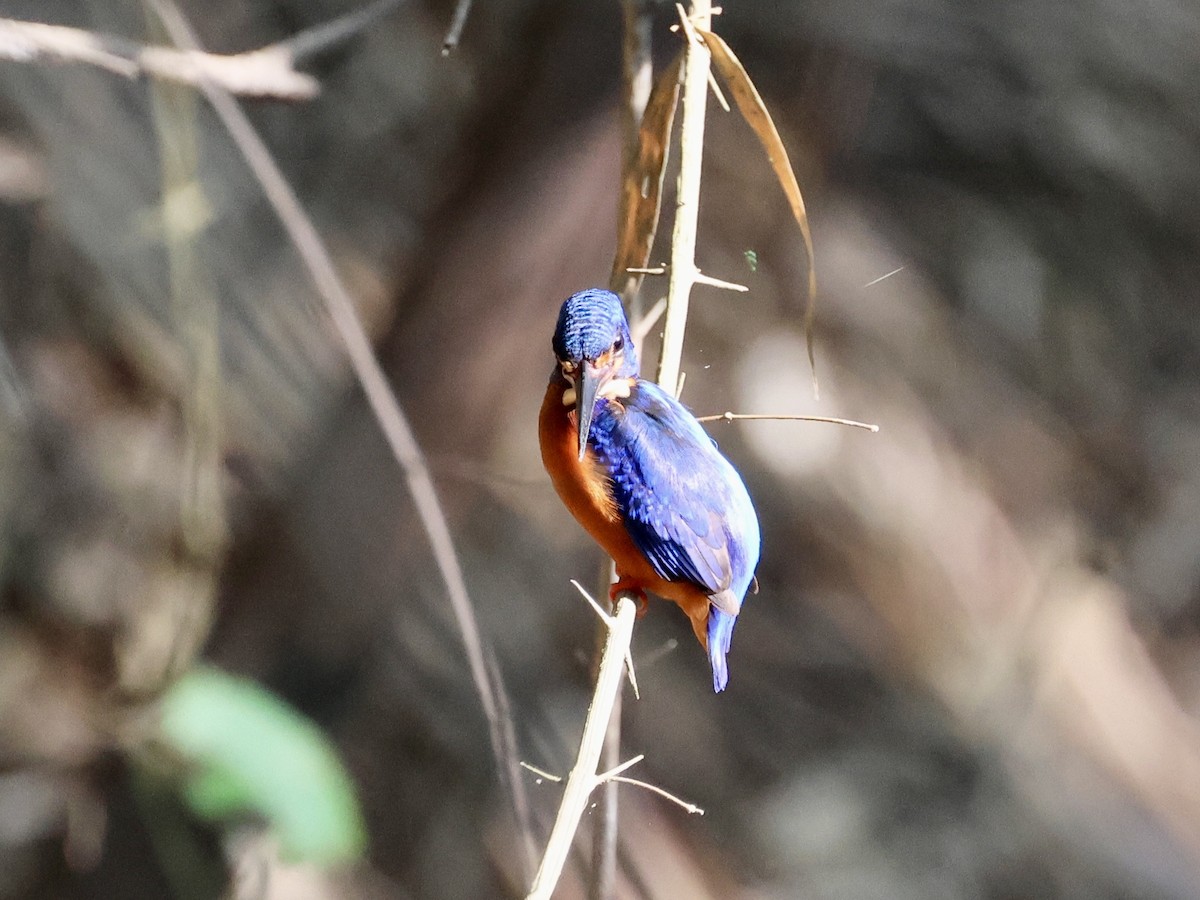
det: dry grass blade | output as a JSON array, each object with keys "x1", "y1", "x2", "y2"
[
  {"x1": 698, "y1": 28, "x2": 819, "y2": 396},
  {"x1": 609, "y1": 52, "x2": 682, "y2": 298}
]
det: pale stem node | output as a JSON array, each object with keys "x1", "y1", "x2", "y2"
[
  {"x1": 521, "y1": 755, "x2": 704, "y2": 815},
  {"x1": 694, "y1": 270, "x2": 748, "y2": 292},
  {"x1": 570, "y1": 580, "x2": 640, "y2": 699},
  {"x1": 594, "y1": 754, "x2": 704, "y2": 815},
  {"x1": 595, "y1": 754, "x2": 645, "y2": 783}
]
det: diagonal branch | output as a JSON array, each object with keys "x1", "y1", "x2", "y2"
[
  {"x1": 0, "y1": 16, "x2": 316, "y2": 98},
  {"x1": 143, "y1": 0, "x2": 536, "y2": 878},
  {"x1": 526, "y1": 598, "x2": 638, "y2": 900},
  {"x1": 0, "y1": 0, "x2": 409, "y2": 100}
]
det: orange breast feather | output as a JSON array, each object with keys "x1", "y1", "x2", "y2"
[{"x1": 538, "y1": 380, "x2": 713, "y2": 642}]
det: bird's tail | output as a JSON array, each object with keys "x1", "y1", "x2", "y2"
[{"x1": 707, "y1": 609, "x2": 737, "y2": 693}]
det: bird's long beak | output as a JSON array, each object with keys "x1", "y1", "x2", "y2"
[{"x1": 575, "y1": 360, "x2": 610, "y2": 462}]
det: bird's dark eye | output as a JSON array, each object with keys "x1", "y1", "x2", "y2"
[{"x1": 612, "y1": 337, "x2": 624, "y2": 352}]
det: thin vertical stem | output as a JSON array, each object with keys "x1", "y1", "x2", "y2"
[
  {"x1": 143, "y1": 6, "x2": 225, "y2": 690},
  {"x1": 527, "y1": 599, "x2": 637, "y2": 900},
  {"x1": 656, "y1": 0, "x2": 712, "y2": 396},
  {"x1": 148, "y1": 0, "x2": 536, "y2": 877}
]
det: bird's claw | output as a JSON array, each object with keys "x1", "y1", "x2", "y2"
[{"x1": 609, "y1": 580, "x2": 649, "y2": 617}]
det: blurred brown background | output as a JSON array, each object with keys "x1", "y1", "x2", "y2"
[{"x1": 0, "y1": 0, "x2": 1198, "y2": 897}]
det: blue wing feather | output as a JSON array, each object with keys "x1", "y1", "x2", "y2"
[{"x1": 588, "y1": 381, "x2": 760, "y2": 609}]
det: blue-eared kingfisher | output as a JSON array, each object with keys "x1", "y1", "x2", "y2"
[{"x1": 539, "y1": 288, "x2": 761, "y2": 692}]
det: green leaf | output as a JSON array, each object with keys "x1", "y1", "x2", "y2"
[{"x1": 159, "y1": 666, "x2": 367, "y2": 866}]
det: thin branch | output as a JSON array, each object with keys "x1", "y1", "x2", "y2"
[
  {"x1": 520, "y1": 762, "x2": 563, "y2": 784},
  {"x1": 863, "y1": 265, "x2": 905, "y2": 288},
  {"x1": 571, "y1": 578, "x2": 614, "y2": 625},
  {"x1": 696, "y1": 411, "x2": 880, "y2": 432},
  {"x1": 526, "y1": 598, "x2": 638, "y2": 900},
  {"x1": 655, "y1": 1, "x2": 713, "y2": 396},
  {"x1": 0, "y1": 16, "x2": 317, "y2": 99},
  {"x1": 595, "y1": 754, "x2": 645, "y2": 783},
  {"x1": 706, "y1": 70, "x2": 730, "y2": 112},
  {"x1": 441, "y1": 0, "x2": 475, "y2": 56},
  {"x1": 144, "y1": 0, "x2": 536, "y2": 878},
  {"x1": 571, "y1": 580, "x2": 639, "y2": 698},
  {"x1": 609, "y1": 776, "x2": 704, "y2": 815},
  {"x1": 694, "y1": 270, "x2": 748, "y2": 292},
  {"x1": 0, "y1": 1, "x2": 407, "y2": 98}
]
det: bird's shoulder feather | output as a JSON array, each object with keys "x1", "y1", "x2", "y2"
[{"x1": 590, "y1": 381, "x2": 759, "y2": 605}]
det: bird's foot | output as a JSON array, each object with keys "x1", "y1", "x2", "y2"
[{"x1": 609, "y1": 579, "x2": 649, "y2": 617}]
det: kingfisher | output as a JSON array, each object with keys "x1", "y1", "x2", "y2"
[{"x1": 539, "y1": 288, "x2": 761, "y2": 692}]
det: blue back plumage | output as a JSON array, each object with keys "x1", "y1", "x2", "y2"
[{"x1": 588, "y1": 381, "x2": 761, "y2": 691}]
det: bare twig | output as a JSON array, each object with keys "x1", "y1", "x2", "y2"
[
  {"x1": 441, "y1": 0, "x2": 475, "y2": 55},
  {"x1": 0, "y1": 1, "x2": 407, "y2": 98},
  {"x1": 706, "y1": 70, "x2": 730, "y2": 112},
  {"x1": 144, "y1": 0, "x2": 536, "y2": 878},
  {"x1": 696, "y1": 411, "x2": 880, "y2": 432},
  {"x1": 0, "y1": 16, "x2": 317, "y2": 98},
  {"x1": 656, "y1": 1, "x2": 713, "y2": 396},
  {"x1": 863, "y1": 266, "x2": 905, "y2": 287},
  {"x1": 595, "y1": 754, "x2": 644, "y2": 783},
  {"x1": 610, "y1": 777, "x2": 704, "y2": 815},
  {"x1": 526, "y1": 598, "x2": 637, "y2": 900},
  {"x1": 571, "y1": 581, "x2": 639, "y2": 699},
  {"x1": 694, "y1": 270, "x2": 748, "y2": 292},
  {"x1": 570, "y1": 578, "x2": 614, "y2": 624},
  {"x1": 520, "y1": 762, "x2": 562, "y2": 784}
]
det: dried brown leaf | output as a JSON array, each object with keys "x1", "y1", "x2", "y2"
[
  {"x1": 610, "y1": 52, "x2": 682, "y2": 298},
  {"x1": 698, "y1": 28, "x2": 819, "y2": 395}
]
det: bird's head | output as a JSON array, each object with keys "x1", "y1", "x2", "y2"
[{"x1": 552, "y1": 289, "x2": 639, "y2": 461}]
